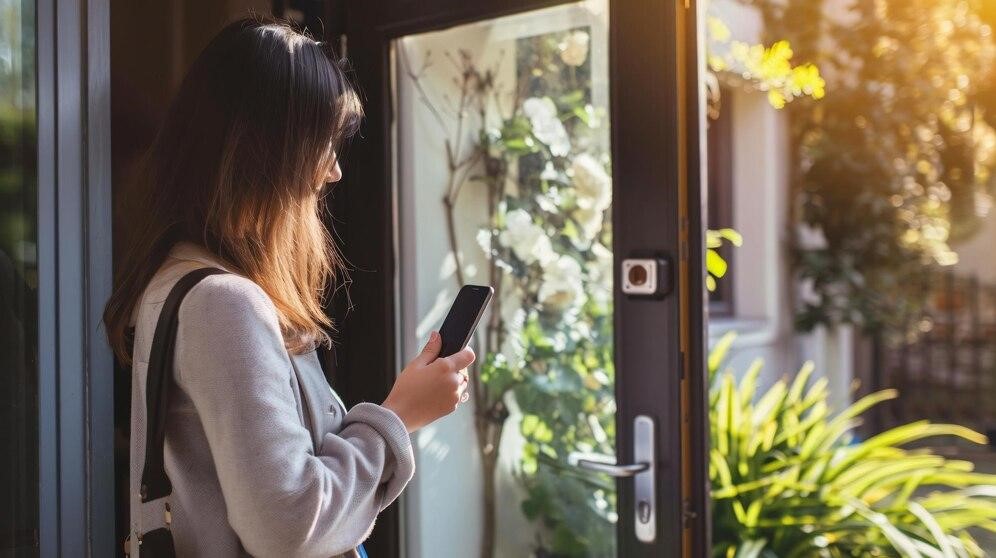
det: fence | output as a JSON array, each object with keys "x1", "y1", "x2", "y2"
[{"x1": 870, "y1": 269, "x2": 996, "y2": 448}]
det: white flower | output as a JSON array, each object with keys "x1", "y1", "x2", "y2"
[
  {"x1": 499, "y1": 307, "x2": 528, "y2": 368},
  {"x1": 798, "y1": 277, "x2": 822, "y2": 306},
  {"x1": 538, "y1": 255, "x2": 586, "y2": 312},
  {"x1": 522, "y1": 97, "x2": 571, "y2": 157},
  {"x1": 796, "y1": 223, "x2": 828, "y2": 250},
  {"x1": 499, "y1": 209, "x2": 555, "y2": 265},
  {"x1": 535, "y1": 187, "x2": 565, "y2": 213},
  {"x1": 571, "y1": 154, "x2": 611, "y2": 212},
  {"x1": 551, "y1": 331, "x2": 568, "y2": 352},
  {"x1": 476, "y1": 228, "x2": 494, "y2": 256},
  {"x1": 559, "y1": 31, "x2": 590, "y2": 67},
  {"x1": 586, "y1": 242, "x2": 614, "y2": 305},
  {"x1": 573, "y1": 206, "x2": 604, "y2": 242},
  {"x1": 540, "y1": 161, "x2": 559, "y2": 181}
]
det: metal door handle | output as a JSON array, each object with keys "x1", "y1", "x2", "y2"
[
  {"x1": 567, "y1": 415, "x2": 657, "y2": 543},
  {"x1": 574, "y1": 458, "x2": 648, "y2": 477}
]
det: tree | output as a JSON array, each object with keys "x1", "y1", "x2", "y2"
[{"x1": 739, "y1": 0, "x2": 996, "y2": 334}]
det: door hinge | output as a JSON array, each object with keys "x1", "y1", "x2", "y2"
[{"x1": 682, "y1": 499, "x2": 698, "y2": 528}]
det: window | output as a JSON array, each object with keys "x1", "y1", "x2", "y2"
[
  {"x1": 0, "y1": 0, "x2": 39, "y2": 552},
  {"x1": 707, "y1": 88, "x2": 735, "y2": 317}
]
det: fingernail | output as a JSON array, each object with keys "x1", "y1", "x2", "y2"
[{"x1": 430, "y1": 331, "x2": 439, "y2": 343}]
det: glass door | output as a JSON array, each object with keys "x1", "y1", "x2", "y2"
[
  {"x1": 393, "y1": 4, "x2": 617, "y2": 557},
  {"x1": 333, "y1": 0, "x2": 709, "y2": 556}
]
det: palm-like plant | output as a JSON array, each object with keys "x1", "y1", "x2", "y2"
[{"x1": 709, "y1": 333, "x2": 996, "y2": 557}]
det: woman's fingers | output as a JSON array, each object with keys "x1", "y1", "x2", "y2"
[
  {"x1": 440, "y1": 347, "x2": 475, "y2": 373},
  {"x1": 411, "y1": 331, "x2": 442, "y2": 367}
]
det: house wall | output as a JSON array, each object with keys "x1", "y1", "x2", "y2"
[
  {"x1": 952, "y1": 209, "x2": 996, "y2": 284},
  {"x1": 709, "y1": 0, "x2": 996, "y2": 413},
  {"x1": 708, "y1": 0, "x2": 856, "y2": 412}
]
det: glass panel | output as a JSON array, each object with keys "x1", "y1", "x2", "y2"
[
  {"x1": 706, "y1": 2, "x2": 996, "y2": 554},
  {"x1": 0, "y1": 0, "x2": 39, "y2": 555},
  {"x1": 393, "y1": 2, "x2": 615, "y2": 557}
]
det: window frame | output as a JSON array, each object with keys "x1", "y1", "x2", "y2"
[
  {"x1": 36, "y1": 0, "x2": 115, "y2": 554},
  {"x1": 707, "y1": 87, "x2": 735, "y2": 318}
]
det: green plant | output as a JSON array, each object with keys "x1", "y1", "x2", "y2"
[
  {"x1": 709, "y1": 333, "x2": 996, "y2": 557},
  {"x1": 707, "y1": 228, "x2": 744, "y2": 292}
]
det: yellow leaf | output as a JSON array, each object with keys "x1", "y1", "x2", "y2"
[{"x1": 707, "y1": 17, "x2": 732, "y2": 43}]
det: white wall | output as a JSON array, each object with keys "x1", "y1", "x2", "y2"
[
  {"x1": 706, "y1": 2, "x2": 856, "y2": 412},
  {"x1": 952, "y1": 206, "x2": 996, "y2": 284},
  {"x1": 395, "y1": 21, "x2": 517, "y2": 558}
]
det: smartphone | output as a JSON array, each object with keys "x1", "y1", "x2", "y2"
[{"x1": 438, "y1": 284, "x2": 494, "y2": 358}]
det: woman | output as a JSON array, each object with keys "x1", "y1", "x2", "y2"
[{"x1": 103, "y1": 17, "x2": 474, "y2": 557}]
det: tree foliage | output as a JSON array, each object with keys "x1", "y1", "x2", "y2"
[{"x1": 739, "y1": 0, "x2": 996, "y2": 333}]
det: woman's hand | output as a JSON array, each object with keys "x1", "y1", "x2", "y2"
[{"x1": 382, "y1": 331, "x2": 475, "y2": 433}]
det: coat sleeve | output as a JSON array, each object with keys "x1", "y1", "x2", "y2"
[{"x1": 174, "y1": 274, "x2": 415, "y2": 558}]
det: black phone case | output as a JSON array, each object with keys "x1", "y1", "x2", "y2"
[{"x1": 438, "y1": 285, "x2": 493, "y2": 357}]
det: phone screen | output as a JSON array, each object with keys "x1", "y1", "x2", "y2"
[{"x1": 438, "y1": 285, "x2": 494, "y2": 358}]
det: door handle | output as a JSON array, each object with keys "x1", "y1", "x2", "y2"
[
  {"x1": 568, "y1": 415, "x2": 656, "y2": 543},
  {"x1": 574, "y1": 458, "x2": 648, "y2": 477}
]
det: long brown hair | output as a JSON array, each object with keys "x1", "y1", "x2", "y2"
[{"x1": 104, "y1": 17, "x2": 362, "y2": 363}]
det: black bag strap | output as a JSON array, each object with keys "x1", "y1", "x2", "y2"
[{"x1": 141, "y1": 267, "x2": 228, "y2": 503}]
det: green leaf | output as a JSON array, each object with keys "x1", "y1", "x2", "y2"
[
  {"x1": 734, "y1": 539, "x2": 768, "y2": 558},
  {"x1": 707, "y1": 248, "x2": 729, "y2": 278},
  {"x1": 709, "y1": 332, "x2": 737, "y2": 377},
  {"x1": 826, "y1": 422, "x2": 988, "y2": 480},
  {"x1": 908, "y1": 501, "x2": 959, "y2": 558}
]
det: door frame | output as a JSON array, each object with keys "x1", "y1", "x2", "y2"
[
  {"x1": 35, "y1": 0, "x2": 115, "y2": 555},
  {"x1": 324, "y1": 0, "x2": 709, "y2": 555}
]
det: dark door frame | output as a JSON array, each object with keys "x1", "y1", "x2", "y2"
[{"x1": 324, "y1": 0, "x2": 709, "y2": 555}]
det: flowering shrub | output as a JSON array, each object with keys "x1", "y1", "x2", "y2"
[{"x1": 472, "y1": 28, "x2": 619, "y2": 555}]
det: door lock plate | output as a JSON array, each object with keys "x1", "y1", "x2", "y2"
[{"x1": 621, "y1": 257, "x2": 671, "y2": 298}]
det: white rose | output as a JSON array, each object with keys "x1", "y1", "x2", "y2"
[
  {"x1": 538, "y1": 255, "x2": 586, "y2": 312},
  {"x1": 476, "y1": 228, "x2": 494, "y2": 256},
  {"x1": 540, "y1": 161, "x2": 560, "y2": 181},
  {"x1": 796, "y1": 223, "x2": 828, "y2": 250},
  {"x1": 586, "y1": 242, "x2": 613, "y2": 305},
  {"x1": 499, "y1": 209, "x2": 555, "y2": 265},
  {"x1": 522, "y1": 97, "x2": 571, "y2": 157},
  {"x1": 798, "y1": 277, "x2": 822, "y2": 306},
  {"x1": 559, "y1": 31, "x2": 590, "y2": 67},
  {"x1": 499, "y1": 307, "x2": 528, "y2": 368},
  {"x1": 571, "y1": 154, "x2": 611, "y2": 212},
  {"x1": 573, "y1": 206, "x2": 604, "y2": 242}
]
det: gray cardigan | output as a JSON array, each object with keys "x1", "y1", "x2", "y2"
[{"x1": 129, "y1": 242, "x2": 414, "y2": 557}]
